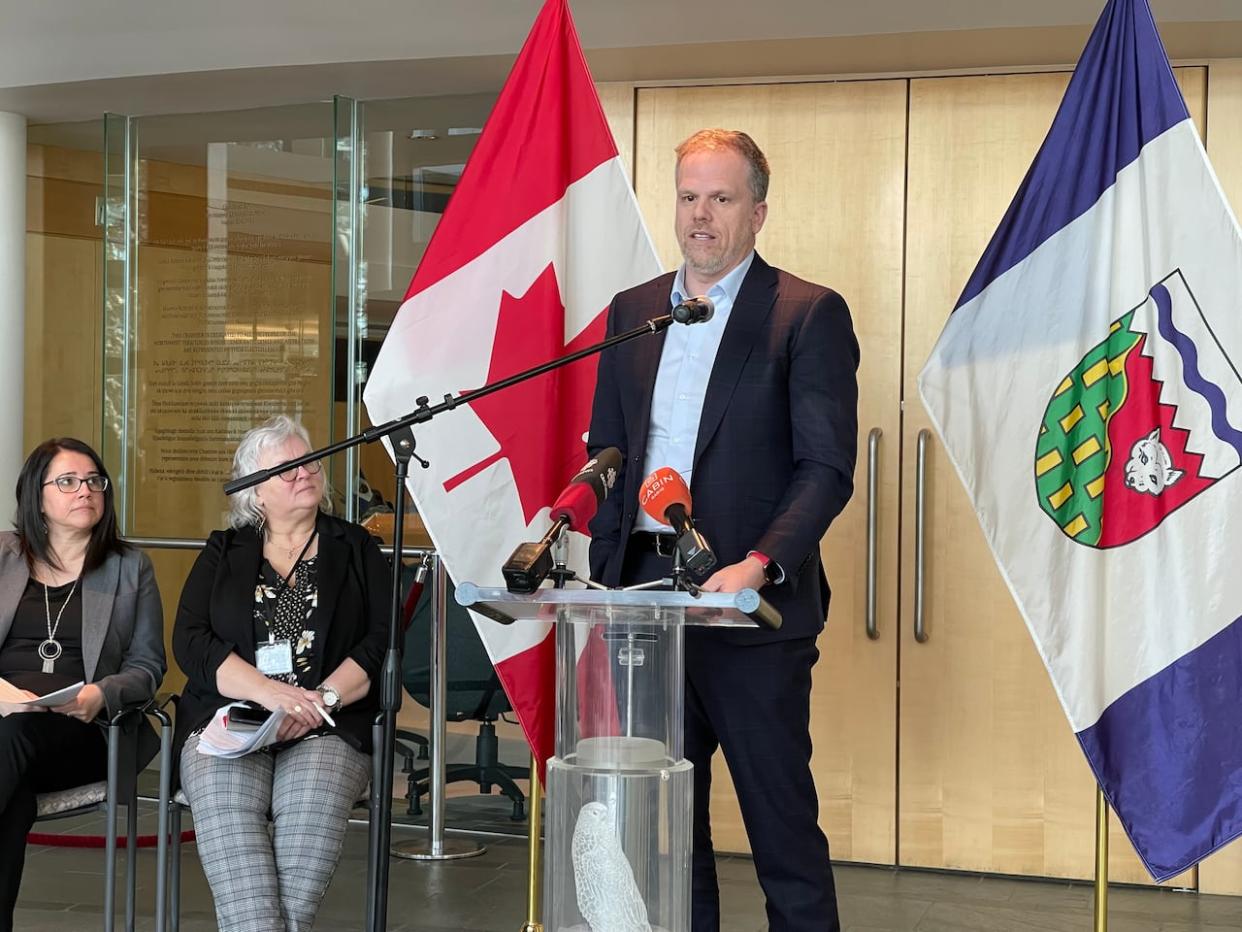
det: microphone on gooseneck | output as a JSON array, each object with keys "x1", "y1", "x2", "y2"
[
  {"x1": 671, "y1": 295, "x2": 715, "y2": 325},
  {"x1": 638, "y1": 467, "x2": 717, "y2": 575},
  {"x1": 502, "y1": 447, "x2": 623, "y2": 592}
]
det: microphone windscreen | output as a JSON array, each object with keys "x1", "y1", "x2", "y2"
[
  {"x1": 548, "y1": 447, "x2": 622, "y2": 532},
  {"x1": 639, "y1": 467, "x2": 692, "y2": 525},
  {"x1": 672, "y1": 295, "x2": 715, "y2": 325},
  {"x1": 549, "y1": 481, "x2": 601, "y2": 532}
]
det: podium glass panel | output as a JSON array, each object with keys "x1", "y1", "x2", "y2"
[{"x1": 458, "y1": 586, "x2": 773, "y2": 932}]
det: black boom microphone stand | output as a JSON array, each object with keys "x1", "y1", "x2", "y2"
[{"x1": 223, "y1": 309, "x2": 686, "y2": 932}]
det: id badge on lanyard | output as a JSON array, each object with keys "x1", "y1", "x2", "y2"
[
  {"x1": 256, "y1": 528, "x2": 316, "y2": 679},
  {"x1": 256, "y1": 635, "x2": 294, "y2": 676}
]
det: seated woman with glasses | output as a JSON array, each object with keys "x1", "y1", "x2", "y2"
[
  {"x1": 172, "y1": 414, "x2": 391, "y2": 932},
  {"x1": 0, "y1": 438, "x2": 165, "y2": 932}
]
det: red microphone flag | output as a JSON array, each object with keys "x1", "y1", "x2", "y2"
[{"x1": 639, "y1": 467, "x2": 693, "y2": 525}]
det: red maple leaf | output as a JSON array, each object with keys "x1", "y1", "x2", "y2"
[{"x1": 443, "y1": 263, "x2": 607, "y2": 526}]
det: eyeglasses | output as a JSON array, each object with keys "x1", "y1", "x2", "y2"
[
  {"x1": 276, "y1": 460, "x2": 323, "y2": 482},
  {"x1": 44, "y1": 474, "x2": 109, "y2": 494}
]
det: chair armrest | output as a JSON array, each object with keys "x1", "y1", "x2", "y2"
[
  {"x1": 102, "y1": 701, "x2": 154, "y2": 802},
  {"x1": 107, "y1": 699, "x2": 153, "y2": 728},
  {"x1": 144, "y1": 693, "x2": 179, "y2": 729}
]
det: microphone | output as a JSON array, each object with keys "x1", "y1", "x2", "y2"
[
  {"x1": 671, "y1": 295, "x2": 714, "y2": 325},
  {"x1": 638, "y1": 467, "x2": 717, "y2": 575},
  {"x1": 502, "y1": 447, "x2": 623, "y2": 592}
]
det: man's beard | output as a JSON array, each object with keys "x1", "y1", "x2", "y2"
[{"x1": 680, "y1": 235, "x2": 730, "y2": 277}]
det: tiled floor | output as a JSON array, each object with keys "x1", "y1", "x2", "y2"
[{"x1": 16, "y1": 798, "x2": 1242, "y2": 931}]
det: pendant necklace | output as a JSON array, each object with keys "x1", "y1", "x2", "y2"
[{"x1": 39, "y1": 577, "x2": 79, "y2": 674}]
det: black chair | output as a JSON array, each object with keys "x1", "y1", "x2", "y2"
[
  {"x1": 397, "y1": 570, "x2": 528, "y2": 821},
  {"x1": 31, "y1": 701, "x2": 169, "y2": 932}
]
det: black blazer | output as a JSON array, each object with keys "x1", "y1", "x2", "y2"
[
  {"x1": 587, "y1": 253, "x2": 859, "y2": 641},
  {"x1": 171, "y1": 512, "x2": 391, "y2": 762}
]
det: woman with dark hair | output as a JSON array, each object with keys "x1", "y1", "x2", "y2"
[
  {"x1": 0, "y1": 438, "x2": 165, "y2": 931},
  {"x1": 172, "y1": 415, "x2": 390, "y2": 932}
]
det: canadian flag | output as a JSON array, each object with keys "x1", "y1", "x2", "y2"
[{"x1": 363, "y1": 0, "x2": 661, "y2": 773}]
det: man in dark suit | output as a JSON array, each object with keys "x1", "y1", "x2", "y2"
[{"x1": 587, "y1": 129, "x2": 858, "y2": 932}]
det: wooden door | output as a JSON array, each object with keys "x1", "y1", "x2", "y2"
[
  {"x1": 633, "y1": 79, "x2": 907, "y2": 865},
  {"x1": 900, "y1": 68, "x2": 1205, "y2": 884},
  {"x1": 1195, "y1": 57, "x2": 1242, "y2": 897}
]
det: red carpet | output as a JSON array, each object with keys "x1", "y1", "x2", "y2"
[{"x1": 26, "y1": 830, "x2": 195, "y2": 848}]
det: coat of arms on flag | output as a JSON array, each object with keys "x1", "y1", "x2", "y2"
[
  {"x1": 1036, "y1": 269, "x2": 1242, "y2": 547},
  {"x1": 920, "y1": 0, "x2": 1242, "y2": 881}
]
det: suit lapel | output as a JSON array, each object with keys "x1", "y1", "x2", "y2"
[
  {"x1": 82, "y1": 552, "x2": 120, "y2": 682},
  {"x1": 0, "y1": 539, "x2": 29, "y2": 649},
  {"x1": 692, "y1": 255, "x2": 778, "y2": 471}
]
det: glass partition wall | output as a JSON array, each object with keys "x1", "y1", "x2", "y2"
[
  {"x1": 340, "y1": 93, "x2": 497, "y2": 514},
  {"x1": 93, "y1": 93, "x2": 499, "y2": 539},
  {"x1": 100, "y1": 103, "x2": 340, "y2": 536},
  {"x1": 79, "y1": 93, "x2": 511, "y2": 750}
]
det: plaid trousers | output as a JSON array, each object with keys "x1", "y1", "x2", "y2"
[{"x1": 181, "y1": 733, "x2": 370, "y2": 932}]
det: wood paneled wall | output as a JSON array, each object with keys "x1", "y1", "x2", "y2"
[
  {"x1": 1196, "y1": 58, "x2": 1242, "y2": 898},
  {"x1": 899, "y1": 67, "x2": 1203, "y2": 886},
  {"x1": 632, "y1": 80, "x2": 907, "y2": 866}
]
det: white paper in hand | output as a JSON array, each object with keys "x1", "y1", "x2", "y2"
[
  {"x1": 197, "y1": 703, "x2": 287, "y2": 758},
  {"x1": 0, "y1": 677, "x2": 84, "y2": 707}
]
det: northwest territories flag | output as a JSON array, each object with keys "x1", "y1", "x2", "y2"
[{"x1": 919, "y1": 0, "x2": 1242, "y2": 880}]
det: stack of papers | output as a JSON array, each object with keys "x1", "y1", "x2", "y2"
[
  {"x1": 0, "y1": 677, "x2": 84, "y2": 707},
  {"x1": 197, "y1": 703, "x2": 287, "y2": 758}
]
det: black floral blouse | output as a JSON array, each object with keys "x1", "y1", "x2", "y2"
[{"x1": 254, "y1": 556, "x2": 320, "y2": 688}]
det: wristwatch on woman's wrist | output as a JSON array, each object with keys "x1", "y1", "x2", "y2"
[{"x1": 316, "y1": 684, "x2": 342, "y2": 713}]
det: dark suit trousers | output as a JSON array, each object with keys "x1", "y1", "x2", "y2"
[
  {"x1": 0, "y1": 712, "x2": 107, "y2": 932},
  {"x1": 621, "y1": 544, "x2": 839, "y2": 932}
]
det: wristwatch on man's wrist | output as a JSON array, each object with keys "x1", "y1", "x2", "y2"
[
  {"x1": 316, "y1": 684, "x2": 342, "y2": 713},
  {"x1": 746, "y1": 550, "x2": 781, "y2": 586}
]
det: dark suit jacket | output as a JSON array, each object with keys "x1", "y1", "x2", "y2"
[
  {"x1": 171, "y1": 511, "x2": 391, "y2": 763},
  {"x1": 0, "y1": 531, "x2": 167, "y2": 764},
  {"x1": 587, "y1": 253, "x2": 859, "y2": 641}
]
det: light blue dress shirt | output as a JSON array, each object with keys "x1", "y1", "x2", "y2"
[{"x1": 634, "y1": 251, "x2": 756, "y2": 532}]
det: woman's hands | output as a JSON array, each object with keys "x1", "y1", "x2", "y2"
[
  {"x1": 1, "y1": 684, "x2": 105, "y2": 721},
  {"x1": 257, "y1": 681, "x2": 324, "y2": 742},
  {"x1": 0, "y1": 688, "x2": 42, "y2": 717},
  {"x1": 51, "y1": 683, "x2": 106, "y2": 722}
]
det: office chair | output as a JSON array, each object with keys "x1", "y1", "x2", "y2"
[{"x1": 398, "y1": 568, "x2": 528, "y2": 821}]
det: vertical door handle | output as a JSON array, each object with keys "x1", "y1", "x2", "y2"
[
  {"x1": 865, "y1": 427, "x2": 881, "y2": 640},
  {"x1": 914, "y1": 429, "x2": 931, "y2": 644}
]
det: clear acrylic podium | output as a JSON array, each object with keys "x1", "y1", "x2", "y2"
[{"x1": 456, "y1": 584, "x2": 779, "y2": 932}]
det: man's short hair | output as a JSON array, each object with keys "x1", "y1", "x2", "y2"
[{"x1": 675, "y1": 129, "x2": 770, "y2": 203}]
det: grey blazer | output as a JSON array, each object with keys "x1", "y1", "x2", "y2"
[{"x1": 0, "y1": 531, "x2": 166, "y2": 716}]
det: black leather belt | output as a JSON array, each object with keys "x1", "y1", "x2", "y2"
[{"x1": 630, "y1": 531, "x2": 678, "y2": 558}]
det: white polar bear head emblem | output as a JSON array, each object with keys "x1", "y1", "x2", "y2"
[{"x1": 1124, "y1": 428, "x2": 1184, "y2": 496}]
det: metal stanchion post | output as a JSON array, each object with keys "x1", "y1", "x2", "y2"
[
  {"x1": 392, "y1": 554, "x2": 485, "y2": 861},
  {"x1": 1094, "y1": 785, "x2": 1109, "y2": 932},
  {"x1": 520, "y1": 755, "x2": 543, "y2": 932}
]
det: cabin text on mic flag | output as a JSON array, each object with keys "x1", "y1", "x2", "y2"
[
  {"x1": 919, "y1": 0, "x2": 1242, "y2": 880},
  {"x1": 363, "y1": 0, "x2": 661, "y2": 774}
]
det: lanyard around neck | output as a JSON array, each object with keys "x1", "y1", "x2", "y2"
[{"x1": 262, "y1": 528, "x2": 319, "y2": 638}]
